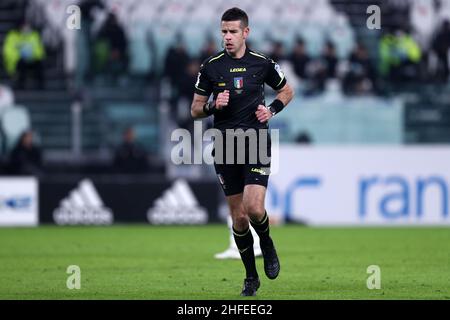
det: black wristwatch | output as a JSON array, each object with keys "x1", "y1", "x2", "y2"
[
  {"x1": 203, "y1": 102, "x2": 217, "y2": 116},
  {"x1": 267, "y1": 105, "x2": 277, "y2": 116}
]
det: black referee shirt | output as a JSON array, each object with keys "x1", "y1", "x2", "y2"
[{"x1": 194, "y1": 47, "x2": 287, "y2": 131}]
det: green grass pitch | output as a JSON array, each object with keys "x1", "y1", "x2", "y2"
[{"x1": 0, "y1": 225, "x2": 449, "y2": 300}]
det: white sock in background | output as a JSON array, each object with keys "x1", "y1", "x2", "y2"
[{"x1": 214, "y1": 216, "x2": 262, "y2": 259}]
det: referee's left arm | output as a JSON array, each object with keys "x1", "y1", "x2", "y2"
[
  {"x1": 274, "y1": 82, "x2": 294, "y2": 108},
  {"x1": 256, "y1": 59, "x2": 295, "y2": 122},
  {"x1": 256, "y1": 83, "x2": 294, "y2": 123}
]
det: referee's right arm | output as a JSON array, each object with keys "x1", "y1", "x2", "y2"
[
  {"x1": 191, "y1": 61, "x2": 228, "y2": 119},
  {"x1": 191, "y1": 61, "x2": 212, "y2": 119},
  {"x1": 191, "y1": 94, "x2": 210, "y2": 119},
  {"x1": 191, "y1": 91, "x2": 229, "y2": 119}
]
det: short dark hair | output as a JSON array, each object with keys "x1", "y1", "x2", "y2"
[{"x1": 221, "y1": 7, "x2": 249, "y2": 28}]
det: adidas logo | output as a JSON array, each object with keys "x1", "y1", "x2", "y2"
[
  {"x1": 147, "y1": 179, "x2": 208, "y2": 225},
  {"x1": 53, "y1": 179, "x2": 113, "y2": 225}
]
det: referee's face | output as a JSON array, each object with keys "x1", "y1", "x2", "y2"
[{"x1": 221, "y1": 20, "x2": 249, "y2": 56}]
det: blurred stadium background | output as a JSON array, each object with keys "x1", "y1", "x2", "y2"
[{"x1": 0, "y1": 0, "x2": 450, "y2": 299}]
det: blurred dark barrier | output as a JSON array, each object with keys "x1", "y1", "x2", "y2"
[
  {"x1": 39, "y1": 176, "x2": 220, "y2": 225},
  {"x1": 404, "y1": 102, "x2": 450, "y2": 143}
]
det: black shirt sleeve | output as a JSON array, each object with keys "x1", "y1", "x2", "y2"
[
  {"x1": 194, "y1": 62, "x2": 213, "y2": 96},
  {"x1": 264, "y1": 59, "x2": 287, "y2": 91}
]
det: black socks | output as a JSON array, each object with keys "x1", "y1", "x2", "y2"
[
  {"x1": 250, "y1": 211, "x2": 273, "y2": 248},
  {"x1": 233, "y1": 227, "x2": 258, "y2": 279}
]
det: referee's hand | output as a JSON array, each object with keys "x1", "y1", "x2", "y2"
[
  {"x1": 215, "y1": 90, "x2": 229, "y2": 110},
  {"x1": 255, "y1": 105, "x2": 273, "y2": 123}
]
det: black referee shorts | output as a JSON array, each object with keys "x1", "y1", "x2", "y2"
[{"x1": 212, "y1": 130, "x2": 271, "y2": 197}]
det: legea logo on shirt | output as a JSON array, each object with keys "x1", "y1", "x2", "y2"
[{"x1": 230, "y1": 68, "x2": 246, "y2": 73}]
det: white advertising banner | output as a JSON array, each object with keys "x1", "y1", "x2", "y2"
[
  {"x1": 266, "y1": 146, "x2": 450, "y2": 225},
  {"x1": 0, "y1": 177, "x2": 38, "y2": 226}
]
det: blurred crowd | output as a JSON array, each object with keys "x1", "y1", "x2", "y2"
[
  {"x1": 1, "y1": 0, "x2": 450, "y2": 175},
  {"x1": 2, "y1": 10, "x2": 450, "y2": 94},
  {"x1": 2, "y1": 0, "x2": 450, "y2": 92},
  {"x1": 161, "y1": 18, "x2": 450, "y2": 110},
  {"x1": 0, "y1": 124, "x2": 151, "y2": 176}
]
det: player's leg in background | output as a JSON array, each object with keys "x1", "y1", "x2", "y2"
[
  {"x1": 243, "y1": 184, "x2": 280, "y2": 280},
  {"x1": 214, "y1": 216, "x2": 262, "y2": 259}
]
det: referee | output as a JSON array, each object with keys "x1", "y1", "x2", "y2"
[{"x1": 190, "y1": 7, "x2": 294, "y2": 296}]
